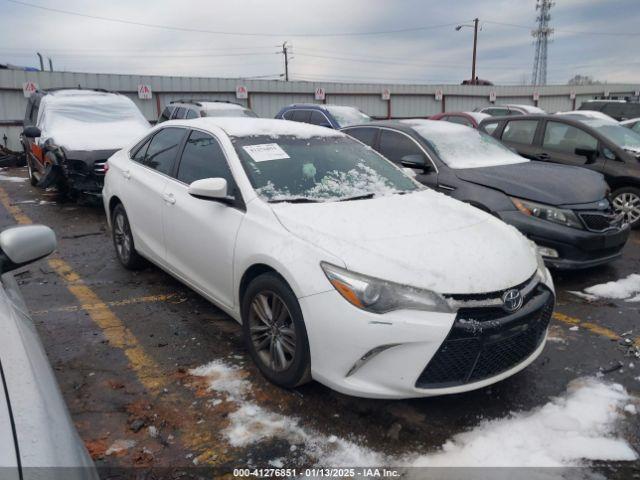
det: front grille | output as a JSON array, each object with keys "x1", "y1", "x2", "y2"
[
  {"x1": 579, "y1": 211, "x2": 622, "y2": 232},
  {"x1": 416, "y1": 286, "x2": 554, "y2": 389}
]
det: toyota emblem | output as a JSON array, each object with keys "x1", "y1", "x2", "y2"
[{"x1": 502, "y1": 289, "x2": 523, "y2": 312}]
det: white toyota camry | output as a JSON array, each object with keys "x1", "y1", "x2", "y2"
[{"x1": 103, "y1": 117, "x2": 554, "y2": 399}]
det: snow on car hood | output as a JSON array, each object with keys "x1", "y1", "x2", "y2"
[
  {"x1": 38, "y1": 92, "x2": 151, "y2": 151},
  {"x1": 271, "y1": 189, "x2": 537, "y2": 294}
]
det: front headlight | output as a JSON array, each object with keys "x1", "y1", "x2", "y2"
[
  {"x1": 510, "y1": 197, "x2": 582, "y2": 229},
  {"x1": 321, "y1": 262, "x2": 453, "y2": 314}
]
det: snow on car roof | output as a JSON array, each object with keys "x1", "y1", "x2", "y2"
[
  {"x1": 200, "y1": 102, "x2": 245, "y2": 110},
  {"x1": 463, "y1": 112, "x2": 491, "y2": 123},
  {"x1": 556, "y1": 110, "x2": 617, "y2": 122},
  {"x1": 505, "y1": 104, "x2": 546, "y2": 114},
  {"x1": 184, "y1": 117, "x2": 344, "y2": 138}
]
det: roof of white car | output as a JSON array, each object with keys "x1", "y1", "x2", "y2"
[
  {"x1": 556, "y1": 110, "x2": 617, "y2": 122},
  {"x1": 504, "y1": 104, "x2": 546, "y2": 114},
  {"x1": 169, "y1": 117, "x2": 344, "y2": 138},
  {"x1": 199, "y1": 102, "x2": 246, "y2": 110},
  {"x1": 621, "y1": 117, "x2": 640, "y2": 125}
]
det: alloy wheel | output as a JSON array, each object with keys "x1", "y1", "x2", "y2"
[
  {"x1": 613, "y1": 192, "x2": 640, "y2": 226},
  {"x1": 113, "y1": 212, "x2": 132, "y2": 264},
  {"x1": 248, "y1": 291, "x2": 297, "y2": 372}
]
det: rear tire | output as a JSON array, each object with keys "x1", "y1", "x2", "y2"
[
  {"x1": 242, "y1": 273, "x2": 311, "y2": 388},
  {"x1": 612, "y1": 187, "x2": 640, "y2": 228},
  {"x1": 111, "y1": 203, "x2": 145, "y2": 270}
]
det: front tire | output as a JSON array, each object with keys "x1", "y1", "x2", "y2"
[
  {"x1": 242, "y1": 273, "x2": 311, "y2": 388},
  {"x1": 26, "y1": 157, "x2": 38, "y2": 186},
  {"x1": 612, "y1": 187, "x2": 640, "y2": 228},
  {"x1": 111, "y1": 203, "x2": 145, "y2": 270}
]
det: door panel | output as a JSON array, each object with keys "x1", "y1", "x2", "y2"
[
  {"x1": 124, "y1": 128, "x2": 186, "y2": 262},
  {"x1": 163, "y1": 130, "x2": 244, "y2": 307}
]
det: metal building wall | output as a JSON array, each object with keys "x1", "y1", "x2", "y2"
[{"x1": 1, "y1": 68, "x2": 639, "y2": 150}]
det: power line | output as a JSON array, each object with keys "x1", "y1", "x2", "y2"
[{"x1": 5, "y1": 0, "x2": 465, "y2": 38}]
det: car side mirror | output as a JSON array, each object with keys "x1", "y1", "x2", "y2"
[
  {"x1": 23, "y1": 126, "x2": 41, "y2": 138},
  {"x1": 188, "y1": 178, "x2": 233, "y2": 204},
  {"x1": 400, "y1": 154, "x2": 430, "y2": 172},
  {"x1": 575, "y1": 147, "x2": 597, "y2": 163},
  {"x1": 0, "y1": 225, "x2": 56, "y2": 274}
]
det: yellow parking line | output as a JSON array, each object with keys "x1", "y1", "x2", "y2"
[
  {"x1": 0, "y1": 187, "x2": 166, "y2": 393},
  {"x1": 31, "y1": 293, "x2": 177, "y2": 315},
  {"x1": 553, "y1": 311, "x2": 640, "y2": 347}
]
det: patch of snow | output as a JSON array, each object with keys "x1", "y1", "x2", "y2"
[
  {"x1": 192, "y1": 359, "x2": 637, "y2": 468},
  {"x1": 200, "y1": 101, "x2": 245, "y2": 111},
  {"x1": 568, "y1": 290, "x2": 598, "y2": 301},
  {"x1": 148, "y1": 426, "x2": 158, "y2": 438},
  {"x1": 406, "y1": 378, "x2": 637, "y2": 467},
  {"x1": 189, "y1": 360, "x2": 251, "y2": 399},
  {"x1": 401, "y1": 119, "x2": 528, "y2": 169},
  {"x1": 569, "y1": 326, "x2": 579, "y2": 331},
  {"x1": 38, "y1": 90, "x2": 150, "y2": 151},
  {"x1": 624, "y1": 404, "x2": 637, "y2": 415},
  {"x1": 105, "y1": 439, "x2": 137, "y2": 456},
  {"x1": 323, "y1": 105, "x2": 371, "y2": 127},
  {"x1": 193, "y1": 117, "x2": 343, "y2": 139},
  {"x1": 0, "y1": 174, "x2": 27, "y2": 183},
  {"x1": 579, "y1": 274, "x2": 640, "y2": 302},
  {"x1": 269, "y1": 458, "x2": 284, "y2": 468}
]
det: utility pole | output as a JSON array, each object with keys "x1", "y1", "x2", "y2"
[
  {"x1": 282, "y1": 41, "x2": 289, "y2": 81},
  {"x1": 471, "y1": 18, "x2": 478, "y2": 84},
  {"x1": 36, "y1": 52, "x2": 44, "y2": 71},
  {"x1": 456, "y1": 18, "x2": 480, "y2": 84}
]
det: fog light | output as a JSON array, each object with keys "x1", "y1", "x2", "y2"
[{"x1": 537, "y1": 246, "x2": 559, "y2": 258}]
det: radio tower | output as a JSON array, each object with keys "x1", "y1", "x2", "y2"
[{"x1": 531, "y1": 0, "x2": 554, "y2": 86}]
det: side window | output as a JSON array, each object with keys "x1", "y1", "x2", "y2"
[
  {"x1": 282, "y1": 110, "x2": 295, "y2": 120},
  {"x1": 309, "y1": 111, "x2": 331, "y2": 126},
  {"x1": 158, "y1": 106, "x2": 174, "y2": 123},
  {"x1": 176, "y1": 131, "x2": 235, "y2": 187},
  {"x1": 378, "y1": 130, "x2": 424, "y2": 164},
  {"x1": 139, "y1": 128, "x2": 185, "y2": 175},
  {"x1": 543, "y1": 122, "x2": 598, "y2": 154},
  {"x1": 131, "y1": 136, "x2": 153, "y2": 162},
  {"x1": 445, "y1": 115, "x2": 473, "y2": 127},
  {"x1": 173, "y1": 107, "x2": 186, "y2": 119},
  {"x1": 344, "y1": 127, "x2": 378, "y2": 147},
  {"x1": 481, "y1": 121, "x2": 500, "y2": 135},
  {"x1": 185, "y1": 109, "x2": 198, "y2": 119},
  {"x1": 290, "y1": 110, "x2": 311, "y2": 123},
  {"x1": 501, "y1": 120, "x2": 538, "y2": 145}
]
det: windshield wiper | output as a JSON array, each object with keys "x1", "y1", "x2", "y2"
[
  {"x1": 268, "y1": 197, "x2": 320, "y2": 204},
  {"x1": 337, "y1": 193, "x2": 375, "y2": 202}
]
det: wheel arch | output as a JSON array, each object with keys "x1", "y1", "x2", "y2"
[{"x1": 238, "y1": 263, "x2": 288, "y2": 315}]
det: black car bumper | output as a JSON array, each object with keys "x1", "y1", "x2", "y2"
[
  {"x1": 63, "y1": 149, "x2": 114, "y2": 195},
  {"x1": 499, "y1": 211, "x2": 630, "y2": 270}
]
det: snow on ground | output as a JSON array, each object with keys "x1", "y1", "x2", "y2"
[
  {"x1": 0, "y1": 173, "x2": 27, "y2": 182},
  {"x1": 191, "y1": 361, "x2": 637, "y2": 468},
  {"x1": 570, "y1": 274, "x2": 640, "y2": 302}
]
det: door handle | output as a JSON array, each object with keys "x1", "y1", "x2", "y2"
[
  {"x1": 163, "y1": 193, "x2": 176, "y2": 205},
  {"x1": 536, "y1": 153, "x2": 550, "y2": 161},
  {"x1": 122, "y1": 169, "x2": 131, "y2": 179}
]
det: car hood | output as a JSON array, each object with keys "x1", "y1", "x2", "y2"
[
  {"x1": 454, "y1": 162, "x2": 608, "y2": 205},
  {"x1": 44, "y1": 120, "x2": 150, "y2": 151},
  {"x1": 271, "y1": 190, "x2": 537, "y2": 294}
]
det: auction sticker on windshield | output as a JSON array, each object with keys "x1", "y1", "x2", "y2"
[{"x1": 242, "y1": 144, "x2": 290, "y2": 162}]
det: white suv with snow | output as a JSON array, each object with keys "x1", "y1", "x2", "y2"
[{"x1": 103, "y1": 117, "x2": 554, "y2": 399}]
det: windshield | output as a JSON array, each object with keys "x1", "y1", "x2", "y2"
[
  {"x1": 408, "y1": 121, "x2": 528, "y2": 169},
  {"x1": 584, "y1": 120, "x2": 640, "y2": 152},
  {"x1": 204, "y1": 108, "x2": 257, "y2": 118},
  {"x1": 40, "y1": 94, "x2": 148, "y2": 125},
  {"x1": 324, "y1": 106, "x2": 371, "y2": 127},
  {"x1": 232, "y1": 135, "x2": 419, "y2": 202}
]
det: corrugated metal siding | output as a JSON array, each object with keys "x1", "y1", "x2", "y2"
[{"x1": 2, "y1": 69, "x2": 639, "y2": 150}]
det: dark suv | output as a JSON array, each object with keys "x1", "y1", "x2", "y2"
[
  {"x1": 275, "y1": 104, "x2": 371, "y2": 129},
  {"x1": 480, "y1": 114, "x2": 640, "y2": 228},
  {"x1": 22, "y1": 88, "x2": 150, "y2": 198},
  {"x1": 158, "y1": 100, "x2": 257, "y2": 122},
  {"x1": 578, "y1": 101, "x2": 640, "y2": 121}
]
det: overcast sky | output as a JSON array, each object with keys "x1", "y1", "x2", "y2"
[{"x1": 1, "y1": 0, "x2": 639, "y2": 85}]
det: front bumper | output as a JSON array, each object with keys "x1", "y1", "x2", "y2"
[
  {"x1": 300, "y1": 279, "x2": 554, "y2": 399},
  {"x1": 499, "y1": 211, "x2": 630, "y2": 270}
]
